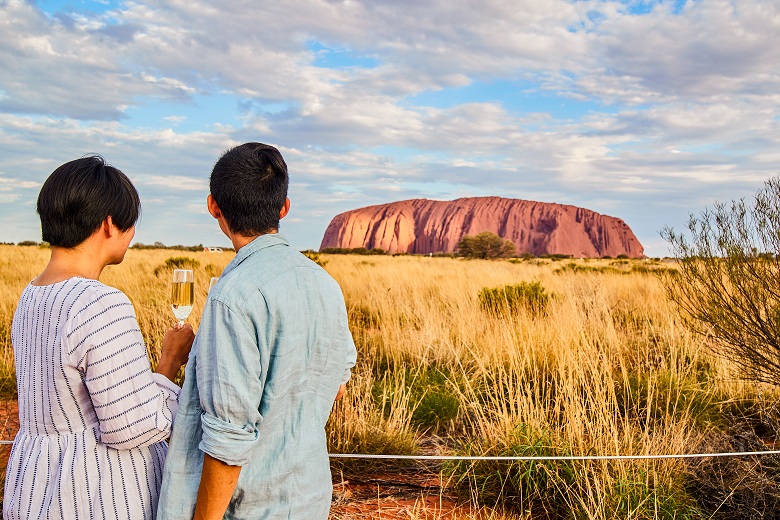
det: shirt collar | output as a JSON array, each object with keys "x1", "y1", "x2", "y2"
[{"x1": 222, "y1": 233, "x2": 290, "y2": 277}]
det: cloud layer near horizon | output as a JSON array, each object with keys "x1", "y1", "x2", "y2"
[{"x1": 2, "y1": 0, "x2": 779, "y2": 255}]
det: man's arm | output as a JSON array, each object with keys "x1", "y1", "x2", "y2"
[
  {"x1": 193, "y1": 455, "x2": 242, "y2": 520},
  {"x1": 335, "y1": 383, "x2": 347, "y2": 400},
  {"x1": 194, "y1": 298, "x2": 265, "y2": 517}
]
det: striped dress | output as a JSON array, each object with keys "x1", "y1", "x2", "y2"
[{"x1": 3, "y1": 277, "x2": 180, "y2": 520}]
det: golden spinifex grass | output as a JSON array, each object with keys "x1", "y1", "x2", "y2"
[
  {"x1": 322, "y1": 255, "x2": 779, "y2": 518},
  {"x1": 0, "y1": 246, "x2": 777, "y2": 518}
]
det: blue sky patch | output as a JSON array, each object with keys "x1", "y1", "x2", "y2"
[
  {"x1": 307, "y1": 40, "x2": 380, "y2": 69},
  {"x1": 122, "y1": 93, "x2": 247, "y2": 133},
  {"x1": 405, "y1": 80, "x2": 618, "y2": 121},
  {"x1": 35, "y1": 0, "x2": 122, "y2": 16}
]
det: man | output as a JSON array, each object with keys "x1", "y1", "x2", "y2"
[{"x1": 157, "y1": 143, "x2": 357, "y2": 519}]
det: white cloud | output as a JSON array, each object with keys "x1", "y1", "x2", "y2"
[{"x1": 1, "y1": 0, "x2": 780, "y2": 255}]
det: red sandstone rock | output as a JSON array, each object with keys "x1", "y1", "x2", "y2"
[{"x1": 319, "y1": 197, "x2": 644, "y2": 258}]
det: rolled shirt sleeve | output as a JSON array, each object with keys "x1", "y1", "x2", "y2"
[{"x1": 196, "y1": 298, "x2": 265, "y2": 466}]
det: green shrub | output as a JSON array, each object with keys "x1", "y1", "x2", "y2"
[
  {"x1": 614, "y1": 366, "x2": 721, "y2": 429},
  {"x1": 457, "y1": 232, "x2": 515, "y2": 259},
  {"x1": 479, "y1": 281, "x2": 550, "y2": 316},
  {"x1": 448, "y1": 424, "x2": 578, "y2": 516},
  {"x1": 610, "y1": 471, "x2": 701, "y2": 519},
  {"x1": 370, "y1": 366, "x2": 463, "y2": 432},
  {"x1": 553, "y1": 262, "x2": 619, "y2": 275},
  {"x1": 450, "y1": 424, "x2": 700, "y2": 518}
]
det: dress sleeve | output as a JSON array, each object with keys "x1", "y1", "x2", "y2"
[
  {"x1": 196, "y1": 298, "x2": 264, "y2": 467},
  {"x1": 68, "y1": 287, "x2": 180, "y2": 450}
]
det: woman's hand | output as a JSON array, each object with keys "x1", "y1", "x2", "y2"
[{"x1": 155, "y1": 324, "x2": 195, "y2": 380}]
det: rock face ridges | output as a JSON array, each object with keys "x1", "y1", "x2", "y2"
[{"x1": 319, "y1": 197, "x2": 644, "y2": 258}]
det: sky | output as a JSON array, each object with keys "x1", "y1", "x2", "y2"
[{"x1": 1, "y1": 0, "x2": 779, "y2": 256}]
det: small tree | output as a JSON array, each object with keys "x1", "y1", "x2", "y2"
[
  {"x1": 457, "y1": 232, "x2": 516, "y2": 259},
  {"x1": 661, "y1": 176, "x2": 780, "y2": 384}
]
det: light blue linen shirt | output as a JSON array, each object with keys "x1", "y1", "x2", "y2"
[{"x1": 157, "y1": 233, "x2": 356, "y2": 519}]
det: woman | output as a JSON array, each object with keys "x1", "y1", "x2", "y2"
[{"x1": 3, "y1": 156, "x2": 195, "y2": 520}]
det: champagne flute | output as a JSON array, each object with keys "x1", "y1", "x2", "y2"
[
  {"x1": 208, "y1": 277, "x2": 219, "y2": 292},
  {"x1": 171, "y1": 269, "x2": 194, "y2": 326}
]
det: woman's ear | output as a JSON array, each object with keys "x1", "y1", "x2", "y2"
[{"x1": 103, "y1": 216, "x2": 118, "y2": 237}]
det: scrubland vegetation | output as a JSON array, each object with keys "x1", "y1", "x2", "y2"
[{"x1": 1, "y1": 245, "x2": 779, "y2": 518}]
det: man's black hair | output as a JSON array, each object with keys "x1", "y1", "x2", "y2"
[
  {"x1": 210, "y1": 142, "x2": 289, "y2": 236},
  {"x1": 37, "y1": 155, "x2": 140, "y2": 248}
]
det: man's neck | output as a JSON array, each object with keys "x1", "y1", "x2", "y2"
[{"x1": 229, "y1": 229, "x2": 278, "y2": 252}]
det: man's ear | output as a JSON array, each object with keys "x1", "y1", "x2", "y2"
[
  {"x1": 207, "y1": 194, "x2": 222, "y2": 219},
  {"x1": 279, "y1": 198, "x2": 290, "y2": 220}
]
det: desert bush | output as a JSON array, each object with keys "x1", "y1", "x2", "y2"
[
  {"x1": 478, "y1": 281, "x2": 550, "y2": 316},
  {"x1": 685, "y1": 429, "x2": 780, "y2": 518},
  {"x1": 204, "y1": 263, "x2": 220, "y2": 278},
  {"x1": 661, "y1": 176, "x2": 780, "y2": 385},
  {"x1": 153, "y1": 256, "x2": 201, "y2": 276},
  {"x1": 300, "y1": 250, "x2": 328, "y2": 267}
]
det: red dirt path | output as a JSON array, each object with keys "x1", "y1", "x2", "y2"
[{"x1": 0, "y1": 402, "x2": 486, "y2": 518}]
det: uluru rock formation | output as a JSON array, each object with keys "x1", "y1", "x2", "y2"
[{"x1": 320, "y1": 197, "x2": 644, "y2": 258}]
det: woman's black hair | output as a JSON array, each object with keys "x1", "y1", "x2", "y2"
[
  {"x1": 37, "y1": 155, "x2": 141, "y2": 248},
  {"x1": 209, "y1": 143, "x2": 288, "y2": 236}
]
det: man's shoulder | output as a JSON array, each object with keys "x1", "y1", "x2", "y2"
[{"x1": 216, "y1": 247, "x2": 339, "y2": 303}]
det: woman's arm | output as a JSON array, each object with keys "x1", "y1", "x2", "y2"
[
  {"x1": 155, "y1": 324, "x2": 195, "y2": 381},
  {"x1": 72, "y1": 289, "x2": 194, "y2": 449}
]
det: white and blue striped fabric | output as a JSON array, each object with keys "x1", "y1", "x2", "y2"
[{"x1": 3, "y1": 277, "x2": 180, "y2": 520}]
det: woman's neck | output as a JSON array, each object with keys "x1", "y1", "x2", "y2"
[{"x1": 32, "y1": 245, "x2": 106, "y2": 286}]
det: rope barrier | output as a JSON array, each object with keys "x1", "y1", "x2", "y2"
[
  {"x1": 327, "y1": 450, "x2": 780, "y2": 461},
  {"x1": 1, "y1": 438, "x2": 778, "y2": 461}
]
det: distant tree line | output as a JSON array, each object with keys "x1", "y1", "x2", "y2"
[
  {"x1": 131, "y1": 242, "x2": 234, "y2": 252},
  {"x1": 13, "y1": 241, "x2": 49, "y2": 247},
  {"x1": 320, "y1": 247, "x2": 387, "y2": 255},
  {"x1": 8, "y1": 240, "x2": 234, "y2": 252}
]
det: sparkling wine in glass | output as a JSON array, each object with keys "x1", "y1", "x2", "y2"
[
  {"x1": 171, "y1": 269, "x2": 194, "y2": 326},
  {"x1": 209, "y1": 277, "x2": 219, "y2": 292}
]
